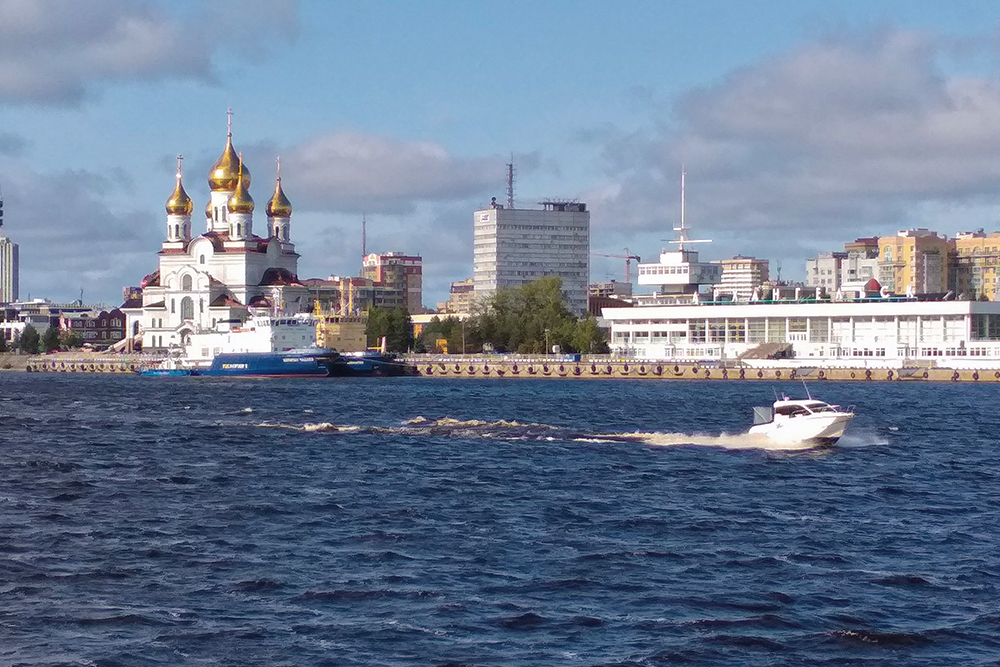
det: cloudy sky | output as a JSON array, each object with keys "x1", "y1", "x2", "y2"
[{"x1": 3, "y1": 0, "x2": 1000, "y2": 306}]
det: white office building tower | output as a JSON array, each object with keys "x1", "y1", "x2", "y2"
[
  {"x1": 0, "y1": 236, "x2": 18, "y2": 304},
  {"x1": 473, "y1": 200, "x2": 590, "y2": 315}
]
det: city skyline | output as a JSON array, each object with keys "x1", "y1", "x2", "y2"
[{"x1": 4, "y1": 1, "x2": 1000, "y2": 306}]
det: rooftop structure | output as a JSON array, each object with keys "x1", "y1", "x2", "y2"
[{"x1": 635, "y1": 170, "x2": 722, "y2": 302}]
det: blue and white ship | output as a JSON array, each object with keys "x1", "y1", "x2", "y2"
[{"x1": 142, "y1": 313, "x2": 346, "y2": 377}]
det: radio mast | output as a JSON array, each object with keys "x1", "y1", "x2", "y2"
[{"x1": 506, "y1": 156, "x2": 515, "y2": 209}]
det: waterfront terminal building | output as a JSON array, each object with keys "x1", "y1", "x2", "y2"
[{"x1": 603, "y1": 295, "x2": 1000, "y2": 369}]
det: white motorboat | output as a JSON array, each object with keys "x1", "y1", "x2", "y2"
[{"x1": 749, "y1": 391, "x2": 854, "y2": 446}]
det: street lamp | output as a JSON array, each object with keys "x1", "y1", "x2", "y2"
[{"x1": 544, "y1": 327, "x2": 550, "y2": 356}]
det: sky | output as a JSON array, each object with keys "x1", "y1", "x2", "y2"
[{"x1": 4, "y1": 0, "x2": 1000, "y2": 307}]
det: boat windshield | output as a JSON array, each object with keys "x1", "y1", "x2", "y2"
[
  {"x1": 803, "y1": 401, "x2": 837, "y2": 413},
  {"x1": 774, "y1": 404, "x2": 811, "y2": 417}
]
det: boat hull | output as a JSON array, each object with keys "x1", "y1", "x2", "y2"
[
  {"x1": 140, "y1": 368, "x2": 198, "y2": 377},
  {"x1": 749, "y1": 413, "x2": 853, "y2": 445},
  {"x1": 330, "y1": 353, "x2": 419, "y2": 377},
  {"x1": 199, "y1": 351, "x2": 342, "y2": 377}
]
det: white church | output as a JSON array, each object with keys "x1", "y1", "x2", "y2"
[{"x1": 122, "y1": 116, "x2": 311, "y2": 352}]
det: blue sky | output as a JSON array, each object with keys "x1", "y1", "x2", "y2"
[{"x1": 3, "y1": 0, "x2": 1000, "y2": 306}]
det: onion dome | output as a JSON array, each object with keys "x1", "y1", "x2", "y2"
[
  {"x1": 165, "y1": 156, "x2": 193, "y2": 215},
  {"x1": 227, "y1": 157, "x2": 254, "y2": 214},
  {"x1": 266, "y1": 160, "x2": 292, "y2": 217},
  {"x1": 205, "y1": 199, "x2": 212, "y2": 219},
  {"x1": 165, "y1": 174, "x2": 193, "y2": 216},
  {"x1": 208, "y1": 133, "x2": 251, "y2": 191}
]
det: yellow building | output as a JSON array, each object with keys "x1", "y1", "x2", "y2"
[
  {"x1": 877, "y1": 229, "x2": 951, "y2": 296},
  {"x1": 316, "y1": 314, "x2": 367, "y2": 352},
  {"x1": 951, "y1": 231, "x2": 1000, "y2": 300}
]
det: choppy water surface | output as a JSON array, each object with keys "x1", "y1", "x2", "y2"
[{"x1": 2, "y1": 374, "x2": 999, "y2": 666}]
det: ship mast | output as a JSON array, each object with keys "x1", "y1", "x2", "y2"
[{"x1": 669, "y1": 166, "x2": 710, "y2": 252}]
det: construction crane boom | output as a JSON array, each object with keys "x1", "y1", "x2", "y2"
[{"x1": 591, "y1": 248, "x2": 641, "y2": 283}]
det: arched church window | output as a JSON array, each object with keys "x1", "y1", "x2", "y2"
[
  {"x1": 132, "y1": 322, "x2": 139, "y2": 336},
  {"x1": 199, "y1": 298, "x2": 204, "y2": 314},
  {"x1": 171, "y1": 299, "x2": 175, "y2": 314},
  {"x1": 199, "y1": 255, "x2": 205, "y2": 265},
  {"x1": 181, "y1": 297, "x2": 194, "y2": 320},
  {"x1": 182, "y1": 275, "x2": 193, "y2": 291}
]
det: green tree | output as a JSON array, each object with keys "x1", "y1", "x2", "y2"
[
  {"x1": 414, "y1": 316, "x2": 464, "y2": 353},
  {"x1": 470, "y1": 276, "x2": 584, "y2": 353},
  {"x1": 571, "y1": 316, "x2": 609, "y2": 354},
  {"x1": 0, "y1": 333, "x2": 7, "y2": 353},
  {"x1": 42, "y1": 325, "x2": 61, "y2": 352},
  {"x1": 61, "y1": 330, "x2": 84, "y2": 348},
  {"x1": 366, "y1": 307, "x2": 413, "y2": 353},
  {"x1": 18, "y1": 324, "x2": 40, "y2": 354}
]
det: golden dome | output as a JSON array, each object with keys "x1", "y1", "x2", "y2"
[
  {"x1": 205, "y1": 199, "x2": 212, "y2": 219},
  {"x1": 208, "y1": 134, "x2": 251, "y2": 191},
  {"x1": 227, "y1": 158, "x2": 254, "y2": 214},
  {"x1": 266, "y1": 175, "x2": 292, "y2": 218},
  {"x1": 165, "y1": 168, "x2": 193, "y2": 216}
]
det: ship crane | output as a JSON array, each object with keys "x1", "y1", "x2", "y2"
[{"x1": 591, "y1": 248, "x2": 641, "y2": 283}]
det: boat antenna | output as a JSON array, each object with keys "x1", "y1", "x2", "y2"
[{"x1": 802, "y1": 379, "x2": 812, "y2": 400}]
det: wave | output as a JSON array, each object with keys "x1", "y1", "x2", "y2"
[{"x1": 256, "y1": 416, "x2": 841, "y2": 452}]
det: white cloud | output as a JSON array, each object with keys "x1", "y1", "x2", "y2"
[
  {"x1": 0, "y1": 131, "x2": 29, "y2": 156},
  {"x1": 277, "y1": 131, "x2": 509, "y2": 215},
  {"x1": 2, "y1": 166, "x2": 161, "y2": 303},
  {"x1": 593, "y1": 29, "x2": 1000, "y2": 268},
  {"x1": 0, "y1": 0, "x2": 298, "y2": 105}
]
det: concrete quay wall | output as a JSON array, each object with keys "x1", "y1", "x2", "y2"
[
  {"x1": 406, "y1": 356, "x2": 1000, "y2": 383},
  {"x1": 18, "y1": 353, "x2": 1000, "y2": 383},
  {"x1": 21, "y1": 353, "x2": 159, "y2": 374}
]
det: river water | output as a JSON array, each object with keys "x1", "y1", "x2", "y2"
[{"x1": 1, "y1": 373, "x2": 998, "y2": 666}]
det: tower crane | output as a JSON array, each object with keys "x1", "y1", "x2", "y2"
[{"x1": 591, "y1": 248, "x2": 641, "y2": 283}]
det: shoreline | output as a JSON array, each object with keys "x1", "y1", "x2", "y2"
[{"x1": 12, "y1": 352, "x2": 1000, "y2": 382}]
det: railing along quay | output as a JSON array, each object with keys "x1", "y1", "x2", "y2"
[
  {"x1": 21, "y1": 353, "x2": 1000, "y2": 382},
  {"x1": 403, "y1": 355, "x2": 1000, "y2": 383},
  {"x1": 24, "y1": 354, "x2": 165, "y2": 374}
]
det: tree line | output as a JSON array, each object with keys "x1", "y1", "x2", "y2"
[
  {"x1": 366, "y1": 276, "x2": 608, "y2": 354},
  {"x1": 0, "y1": 324, "x2": 84, "y2": 354}
]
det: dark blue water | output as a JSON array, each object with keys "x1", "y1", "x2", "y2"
[{"x1": 2, "y1": 374, "x2": 999, "y2": 666}]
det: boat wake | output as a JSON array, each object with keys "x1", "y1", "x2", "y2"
[{"x1": 259, "y1": 417, "x2": 837, "y2": 452}]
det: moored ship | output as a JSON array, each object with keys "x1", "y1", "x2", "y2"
[{"x1": 141, "y1": 313, "x2": 345, "y2": 377}]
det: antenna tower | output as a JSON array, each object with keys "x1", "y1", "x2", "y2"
[
  {"x1": 0, "y1": 181, "x2": 4, "y2": 227},
  {"x1": 506, "y1": 155, "x2": 515, "y2": 209}
]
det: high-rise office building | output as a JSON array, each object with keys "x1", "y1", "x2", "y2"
[
  {"x1": 0, "y1": 236, "x2": 18, "y2": 304},
  {"x1": 473, "y1": 200, "x2": 590, "y2": 315}
]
